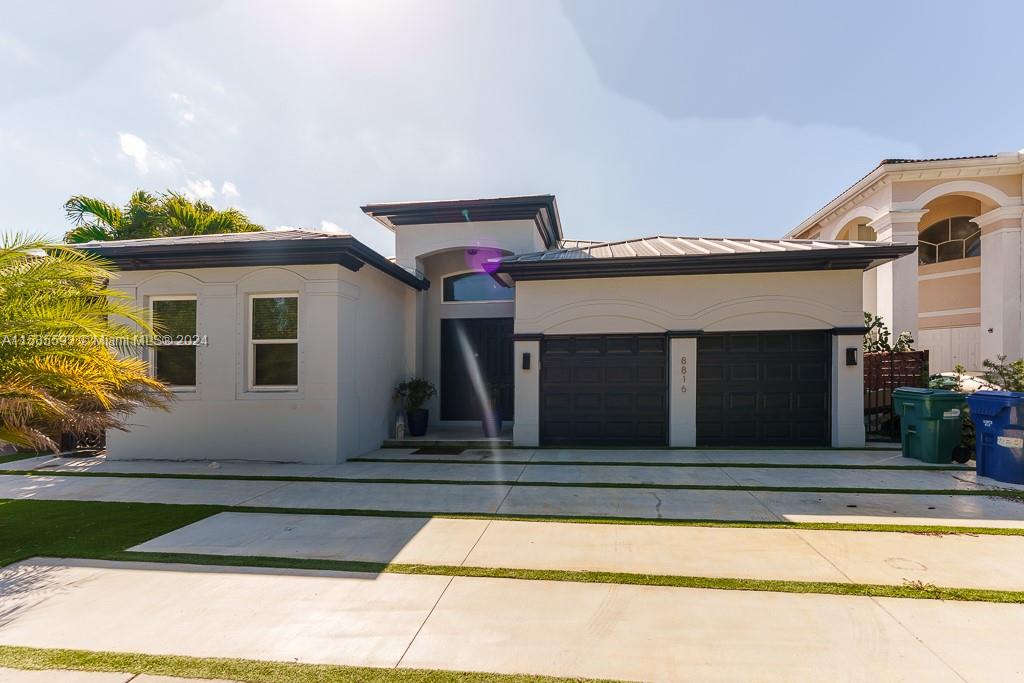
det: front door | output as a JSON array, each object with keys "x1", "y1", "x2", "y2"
[{"x1": 440, "y1": 318, "x2": 514, "y2": 421}]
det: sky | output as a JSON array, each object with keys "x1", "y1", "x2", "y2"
[{"x1": 2, "y1": 0, "x2": 1022, "y2": 257}]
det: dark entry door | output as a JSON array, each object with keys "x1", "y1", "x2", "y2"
[
  {"x1": 696, "y1": 331, "x2": 831, "y2": 447},
  {"x1": 440, "y1": 318, "x2": 514, "y2": 421},
  {"x1": 540, "y1": 334, "x2": 667, "y2": 447}
]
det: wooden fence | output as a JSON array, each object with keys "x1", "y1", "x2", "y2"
[{"x1": 864, "y1": 350, "x2": 929, "y2": 441}]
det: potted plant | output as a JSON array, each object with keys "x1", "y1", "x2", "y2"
[
  {"x1": 481, "y1": 382, "x2": 503, "y2": 438},
  {"x1": 394, "y1": 378, "x2": 437, "y2": 437}
]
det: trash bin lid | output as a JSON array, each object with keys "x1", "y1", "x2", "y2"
[
  {"x1": 967, "y1": 390, "x2": 1024, "y2": 416},
  {"x1": 892, "y1": 387, "x2": 961, "y2": 397}
]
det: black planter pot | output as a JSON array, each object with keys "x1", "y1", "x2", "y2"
[
  {"x1": 406, "y1": 409, "x2": 429, "y2": 437},
  {"x1": 482, "y1": 417, "x2": 503, "y2": 438}
]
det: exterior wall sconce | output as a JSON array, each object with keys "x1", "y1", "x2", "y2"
[
  {"x1": 522, "y1": 352, "x2": 531, "y2": 370},
  {"x1": 846, "y1": 348, "x2": 858, "y2": 366}
]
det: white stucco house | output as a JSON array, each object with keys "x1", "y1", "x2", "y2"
[{"x1": 82, "y1": 195, "x2": 913, "y2": 463}]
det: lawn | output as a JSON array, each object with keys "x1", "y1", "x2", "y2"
[
  {"x1": 0, "y1": 498, "x2": 218, "y2": 566},
  {"x1": 0, "y1": 452, "x2": 36, "y2": 465},
  {"x1": 0, "y1": 645, "x2": 617, "y2": 682}
]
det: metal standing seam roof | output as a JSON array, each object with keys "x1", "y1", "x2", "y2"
[
  {"x1": 502, "y1": 236, "x2": 889, "y2": 261},
  {"x1": 72, "y1": 228, "x2": 344, "y2": 249},
  {"x1": 493, "y1": 235, "x2": 917, "y2": 281},
  {"x1": 74, "y1": 229, "x2": 429, "y2": 290}
]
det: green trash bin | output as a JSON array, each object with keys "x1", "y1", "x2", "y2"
[{"x1": 892, "y1": 387, "x2": 967, "y2": 463}]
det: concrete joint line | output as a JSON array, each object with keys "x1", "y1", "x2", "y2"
[
  {"x1": 869, "y1": 597, "x2": 970, "y2": 682},
  {"x1": 395, "y1": 575, "x2": 455, "y2": 669},
  {"x1": 717, "y1": 465, "x2": 786, "y2": 522}
]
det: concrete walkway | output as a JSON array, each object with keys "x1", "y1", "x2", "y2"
[
  {"x1": 2, "y1": 558, "x2": 1020, "y2": 682},
  {"x1": 131, "y1": 511, "x2": 1024, "y2": 590},
  {"x1": 5, "y1": 470, "x2": 1024, "y2": 527}
]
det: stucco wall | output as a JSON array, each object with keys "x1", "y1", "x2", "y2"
[
  {"x1": 512, "y1": 270, "x2": 866, "y2": 448},
  {"x1": 105, "y1": 262, "x2": 409, "y2": 463},
  {"x1": 395, "y1": 219, "x2": 547, "y2": 269},
  {"x1": 514, "y1": 270, "x2": 864, "y2": 334}
]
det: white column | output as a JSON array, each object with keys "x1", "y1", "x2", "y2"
[
  {"x1": 669, "y1": 336, "x2": 697, "y2": 447},
  {"x1": 870, "y1": 210, "x2": 926, "y2": 342},
  {"x1": 831, "y1": 334, "x2": 865, "y2": 448},
  {"x1": 513, "y1": 339, "x2": 540, "y2": 447},
  {"x1": 974, "y1": 206, "x2": 1024, "y2": 364}
]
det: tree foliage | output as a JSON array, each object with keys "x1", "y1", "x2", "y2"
[
  {"x1": 0, "y1": 235, "x2": 173, "y2": 451},
  {"x1": 982, "y1": 355, "x2": 1024, "y2": 392},
  {"x1": 863, "y1": 312, "x2": 915, "y2": 353},
  {"x1": 63, "y1": 190, "x2": 262, "y2": 243}
]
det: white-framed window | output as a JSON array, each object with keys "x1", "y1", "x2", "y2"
[
  {"x1": 249, "y1": 293, "x2": 299, "y2": 390},
  {"x1": 442, "y1": 270, "x2": 514, "y2": 303},
  {"x1": 149, "y1": 295, "x2": 198, "y2": 391}
]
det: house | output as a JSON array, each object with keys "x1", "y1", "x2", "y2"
[
  {"x1": 785, "y1": 151, "x2": 1024, "y2": 372},
  {"x1": 82, "y1": 195, "x2": 913, "y2": 463}
]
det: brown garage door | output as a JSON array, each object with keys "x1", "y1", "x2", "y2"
[
  {"x1": 540, "y1": 334, "x2": 667, "y2": 446},
  {"x1": 697, "y1": 331, "x2": 830, "y2": 447}
]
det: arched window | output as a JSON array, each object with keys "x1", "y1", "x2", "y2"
[
  {"x1": 918, "y1": 216, "x2": 981, "y2": 265},
  {"x1": 442, "y1": 271, "x2": 513, "y2": 302}
]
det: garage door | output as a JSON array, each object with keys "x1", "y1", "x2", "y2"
[
  {"x1": 697, "y1": 331, "x2": 830, "y2": 447},
  {"x1": 541, "y1": 335, "x2": 667, "y2": 446}
]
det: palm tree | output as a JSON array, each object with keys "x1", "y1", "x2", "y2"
[
  {"x1": 63, "y1": 190, "x2": 263, "y2": 243},
  {"x1": 0, "y1": 235, "x2": 173, "y2": 451}
]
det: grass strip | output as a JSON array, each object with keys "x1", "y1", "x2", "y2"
[
  {"x1": 0, "y1": 499, "x2": 220, "y2": 566},
  {"x1": 350, "y1": 456, "x2": 973, "y2": 471},
  {"x1": 0, "y1": 452, "x2": 39, "y2": 465},
  {"x1": 0, "y1": 645, "x2": 616, "y2": 683},
  {"x1": 6, "y1": 497, "x2": 1024, "y2": 575},
  {"x1": 103, "y1": 550, "x2": 1024, "y2": 604},
  {"x1": 3, "y1": 468, "x2": 1015, "y2": 498}
]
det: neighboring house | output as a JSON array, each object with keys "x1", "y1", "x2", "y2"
[
  {"x1": 82, "y1": 195, "x2": 912, "y2": 463},
  {"x1": 786, "y1": 151, "x2": 1024, "y2": 372}
]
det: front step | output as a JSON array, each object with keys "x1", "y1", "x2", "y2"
[{"x1": 381, "y1": 437, "x2": 512, "y2": 449}]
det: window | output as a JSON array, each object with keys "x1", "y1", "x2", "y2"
[
  {"x1": 150, "y1": 297, "x2": 197, "y2": 389},
  {"x1": 919, "y1": 216, "x2": 981, "y2": 265},
  {"x1": 442, "y1": 272, "x2": 513, "y2": 302},
  {"x1": 250, "y1": 294, "x2": 298, "y2": 389}
]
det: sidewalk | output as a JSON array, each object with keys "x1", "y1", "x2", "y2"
[{"x1": 4, "y1": 558, "x2": 1020, "y2": 682}]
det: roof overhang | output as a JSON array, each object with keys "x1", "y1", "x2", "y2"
[
  {"x1": 361, "y1": 194, "x2": 562, "y2": 249},
  {"x1": 785, "y1": 152, "x2": 1024, "y2": 239},
  {"x1": 78, "y1": 236, "x2": 429, "y2": 290},
  {"x1": 493, "y1": 243, "x2": 916, "y2": 285}
]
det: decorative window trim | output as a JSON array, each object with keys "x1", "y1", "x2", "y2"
[
  {"x1": 441, "y1": 269, "x2": 514, "y2": 304},
  {"x1": 148, "y1": 295, "x2": 198, "y2": 392},
  {"x1": 248, "y1": 292, "x2": 299, "y2": 392},
  {"x1": 918, "y1": 216, "x2": 981, "y2": 266}
]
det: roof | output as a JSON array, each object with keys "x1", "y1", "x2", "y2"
[
  {"x1": 76, "y1": 229, "x2": 428, "y2": 290},
  {"x1": 878, "y1": 154, "x2": 999, "y2": 165},
  {"x1": 786, "y1": 150, "x2": 1022, "y2": 239},
  {"x1": 494, "y1": 236, "x2": 916, "y2": 282},
  {"x1": 361, "y1": 194, "x2": 562, "y2": 248}
]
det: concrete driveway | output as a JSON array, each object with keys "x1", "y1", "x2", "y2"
[{"x1": 3, "y1": 448, "x2": 1024, "y2": 682}]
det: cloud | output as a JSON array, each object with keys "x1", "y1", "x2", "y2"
[
  {"x1": 118, "y1": 132, "x2": 177, "y2": 175},
  {"x1": 118, "y1": 132, "x2": 151, "y2": 173},
  {"x1": 320, "y1": 220, "x2": 344, "y2": 233},
  {"x1": 169, "y1": 92, "x2": 195, "y2": 125},
  {"x1": 183, "y1": 177, "x2": 216, "y2": 199},
  {"x1": 220, "y1": 181, "x2": 239, "y2": 198}
]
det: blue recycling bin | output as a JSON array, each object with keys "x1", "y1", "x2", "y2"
[{"x1": 966, "y1": 391, "x2": 1024, "y2": 484}]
